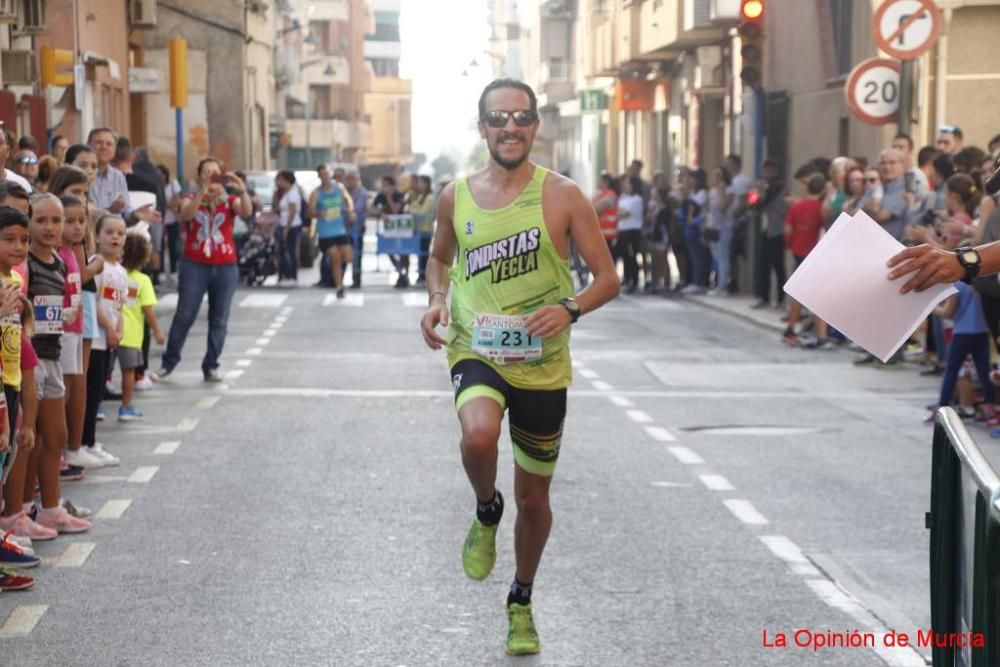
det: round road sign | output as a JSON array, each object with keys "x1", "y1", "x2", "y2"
[
  {"x1": 845, "y1": 58, "x2": 901, "y2": 125},
  {"x1": 873, "y1": 0, "x2": 943, "y2": 61}
]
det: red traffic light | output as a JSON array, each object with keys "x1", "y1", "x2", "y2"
[{"x1": 741, "y1": 0, "x2": 764, "y2": 20}]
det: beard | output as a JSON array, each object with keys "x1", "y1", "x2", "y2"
[{"x1": 488, "y1": 136, "x2": 531, "y2": 171}]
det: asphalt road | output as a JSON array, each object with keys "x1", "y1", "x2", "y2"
[{"x1": 0, "y1": 264, "x2": 953, "y2": 666}]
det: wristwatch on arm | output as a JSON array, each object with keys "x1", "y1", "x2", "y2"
[
  {"x1": 955, "y1": 246, "x2": 982, "y2": 284},
  {"x1": 559, "y1": 297, "x2": 581, "y2": 324}
]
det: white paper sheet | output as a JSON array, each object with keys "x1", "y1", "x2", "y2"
[
  {"x1": 128, "y1": 191, "x2": 156, "y2": 212},
  {"x1": 783, "y1": 211, "x2": 957, "y2": 362}
]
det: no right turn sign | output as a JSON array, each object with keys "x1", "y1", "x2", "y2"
[{"x1": 873, "y1": 0, "x2": 943, "y2": 60}]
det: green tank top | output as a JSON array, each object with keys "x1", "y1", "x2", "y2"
[{"x1": 446, "y1": 166, "x2": 574, "y2": 390}]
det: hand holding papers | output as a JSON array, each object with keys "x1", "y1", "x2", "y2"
[{"x1": 783, "y1": 211, "x2": 957, "y2": 362}]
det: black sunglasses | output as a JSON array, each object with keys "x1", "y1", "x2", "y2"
[{"x1": 482, "y1": 109, "x2": 537, "y2": 128}]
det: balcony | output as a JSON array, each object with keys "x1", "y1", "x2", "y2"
[
  {"x1": 539, "y1": 59, "x2": 575, "y2": 103},
  {"x1": 286, "y1": 118, "x2": 373, "y2": 151},
  {"x1": 636, "y1": 0, "x2": 734, "y2": 61}
]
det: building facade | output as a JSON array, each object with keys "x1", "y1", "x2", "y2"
[
  {"x1": 277, "y1": 0, "x2": 373, "y2": 170},
  {"x1": 0, "y1": 0, "x2": 136, "y2": 152},
  {"x1": 362, "y1": 0, "x2": 412, "y2": 182}
]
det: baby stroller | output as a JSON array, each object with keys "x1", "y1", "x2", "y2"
[{"x1": 238, "y1": 211, "x2": 279, "y2": 286}]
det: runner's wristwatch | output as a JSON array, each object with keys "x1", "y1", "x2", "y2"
[
  {"x1": 559, "y1": 297, "x2": 581, "y2": 323},
  {"x1": 955, "y1": 246, "x2": 982, "y2": 284}
]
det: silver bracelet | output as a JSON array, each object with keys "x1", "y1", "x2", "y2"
[{"x1": 429, "y1": 289, "x2": 448, "y2": 302}]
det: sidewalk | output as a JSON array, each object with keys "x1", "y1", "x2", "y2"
[{"x1": 684, "y1": 292, "x2": 788, "y2": 334}]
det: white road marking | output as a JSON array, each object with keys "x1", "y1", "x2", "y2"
[
  {"x1": 723, "y1": 499, "x2": 769, "y2": 525},
  {"x1": 571, "y1": 360, "x2": 584, "y2": 369},
  {"x1": 759, "y1": 536, "x2": 820, "y2": 576},
  {"x1": 239, "y1": 293, "x2": 288, "y2": 308},
  {"x1": 96, "y1": 499, "x2": 132, "y2": 520},
  {"x1": 643, "y1": 426, "x2": 677, "y2": 442},
  {"x1": 275, "y1": 315, "x2": 288, "y2": 323},
  {"x1": 255, "y1": 337, "x2": 271, "y2": 346},
  {"x1": 128, "y1": 466, "x2": 159, "y2": 484},
  {"x1": 155, "y1": 441, "x2": 181, "y2": 455},
  {"x1": 157, "y1": 293, "x2": 179, "y2": 309},
  {"x1": 280, "y1": 306, "x2": 293, "y2": 315},
  {"x1": 76, "y1": 474, "x2": 129, "y2": 484},
  {"x1": 608, "y1": 395, "x2": 634, "y2": 408},
  {"x1": 235, "y1": 359, "x2": 253, "y2": 368},
  {"x1": 263, "y1": 329, "x2": 278, "y2": 337},
  {"x1": 626, "y1": 409, "x2": 653, "y2": 424},
  {"x1": 196, "y1": 396, "x2": 221, "y2": 409},
  {"x1": 269, "y1": 321, "x2": 284, "y2": 329},
  {"x1": 401, "y1": 292, "x2": 426, "y2": 307},
  {"x1": 804, "y1": 582, "x2": 927, "y2": 666},
  {"x1": 699, "y1": 474, "x2": 735, "y2": 491},
  {"x1": 177, "y1": 417, "x2": 199, "y2": 432},
  {"x1": 650, "y1": 481, "x2": 692, "y2": 488},
  {"x1": 246, "y1": 348, "x2": 262, "y2": 356},
  {"x1": 0, "y1": 606, "x2": 48, "y2": 637},
  {"x1": 324, "y1": 292, "x2": 364, "y2": 307},
  {"x1": 578, "y1": 368, "x2": 599, "y2": 379},
  {"x1": 668, "y1": 446, "x2": 704, "y2": 464},
  {"x1": 225, "y1": 369, "x2": 245, "y2": 380},
  {"x1": 591, "y1": 380, "x2": 613, "y2": 391},
  {"x1": 54, "y1": 542, "x2": 96, "y2": 567}
]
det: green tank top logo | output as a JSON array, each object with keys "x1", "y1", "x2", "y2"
[{"x1": 464, "y1": 227, "x2": 541, "y2": 283}]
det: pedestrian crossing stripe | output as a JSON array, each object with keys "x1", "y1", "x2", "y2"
[
  {"x1": 240, "y1": 293, "x2": 289, "y2": 308},
  {"x1": 401, "y1": 292, "x2": 426, "y2": 307},
  {"x1": 323, "y1": 293, "x2": 365, "y2": 307}
]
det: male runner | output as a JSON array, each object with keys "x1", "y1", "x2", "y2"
[{"x1": 419, "y1": 78, "x2": 618, "y2": 656}]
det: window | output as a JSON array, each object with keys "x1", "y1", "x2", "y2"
[
  {"x1": 594, "y1": 0, "x2": 610, "y2": 13},
  {"x1": 829, "y1": 0, "x2": 852, "y2": 77},
  {"x1": 310, "y1": 20, "x2": 332, "y2": 54},
  {"x1": 370, "y1": 58, "x2": 399, "y2": 77},
  {"x1": 370, "y1": 11, "x2": 400, "y2": 41},
  {"x1": 309, "y1": 84, "x2": 331, "y2": 119}
]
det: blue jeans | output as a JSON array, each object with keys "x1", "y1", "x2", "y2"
[
  {"x1": 162, "y1": 261, "x2": 239, "y2": 374},
  {"x1": 711, "y1": 224, "x2": 734, "y2": 291},
  {"x1": 278, "y1": 226, "x2": 302, "y2": 280},
  {"x1": 351, "y1": 221, "x2": 365, "y2": 284},
  {"x1": 687, "y1": 233, "x2": 710, "y2": 287},
  {"x1": 939, "y1": 333, "x2": 993, "y2": 407}
]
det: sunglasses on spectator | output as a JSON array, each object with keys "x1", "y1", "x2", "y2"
[
  {"x1": 15, "y1": 156, "x2": 37, "y2": 165},
  {"x1": 482, "y1": 109, "x2": 537, "y2": 128}
]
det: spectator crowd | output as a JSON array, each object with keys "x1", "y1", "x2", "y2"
[{"x1": 589, "y1": 125, "x2": 1000, "y2": 431}]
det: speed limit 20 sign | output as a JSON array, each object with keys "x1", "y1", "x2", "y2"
[{"x1": 845, "y1": 58, "x2": 901, "y2": 125}]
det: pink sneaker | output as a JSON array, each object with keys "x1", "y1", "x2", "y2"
[
  {"x1": 35, "y1": 506, "x2": 91, "y2": 534},
  {"x1": 0, "y1": 512, "x2": 58, "y2": 541}
]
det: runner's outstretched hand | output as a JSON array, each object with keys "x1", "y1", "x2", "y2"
[{"x1": 421, "y1": 301, "x2": 449, "y2": 350}]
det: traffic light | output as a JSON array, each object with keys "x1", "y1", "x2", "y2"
[
  {"x1": 738, "y1": 0, "x2": 765, "y2": 88},
  {"x1": 40, "y1": 47, "x2": 74, "y2": 88}
]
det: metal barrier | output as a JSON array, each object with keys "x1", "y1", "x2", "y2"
[{"x1": 929, "y1": 407, "x2": 1000, "y2": 666}]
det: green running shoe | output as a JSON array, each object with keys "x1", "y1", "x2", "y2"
[
  {"x1": 461, "y1": 517, "x2": 498, "y2": 580},
  {"x1": 506, "y1": 603, "x2": 541, "y2": 655}
]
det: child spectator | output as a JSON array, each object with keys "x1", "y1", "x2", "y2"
[
  {"x1": 24, "y1": 193, "x2": 90, "y2": 534},
  {"x1": 118, "y1": 232, "x2": 164, "y2": 421},
  {"x1": 0, "y1": 207, "x2": 42, "y2": 580},
  {"x1": 930, "y1": 282, "x2": 995, "y2": 423},
  {"x1": 58, "y1": 196, "x2": 105, "y2": 473},
  {"x1": 782, "y1": 174, "x2": 832, "y2": 349},
  {"x1": 82, "y1": 214, "x2": 126, "y2": 466}
]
